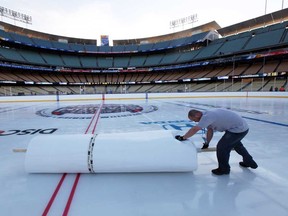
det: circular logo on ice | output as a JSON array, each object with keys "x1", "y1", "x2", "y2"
[{"x1": 36, "y1": 104, "x2": 158, "y2": 119}]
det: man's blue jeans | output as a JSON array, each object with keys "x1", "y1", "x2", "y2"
[{"x1": 217, "y1": 129, "x2": 254, "y2": 172}]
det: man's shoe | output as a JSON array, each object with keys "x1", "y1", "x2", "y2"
[
  {"x1": 211, "y1": 168, "x2": 230, "y2": 175},
  {"x1": 239, "y1": 161, "x2": 258, "y2": 169}
]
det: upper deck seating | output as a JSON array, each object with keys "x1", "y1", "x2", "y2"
[
  {"x1": 244, "y1": 28, "x2": 286, "y2": 50},
  {"x1": 113, "y1": 56, "x2": 130, "y2": 68},
  {"x1": 41, "y1": 52, "x2": 65, "y2": 67},
  {"x1": 0, "y1": 29, "x2": 13, "y2": 40},
  {"x1": 0, "y1": 27, "x2": 211, "y2": 54},
  {"x1": 69, "y1": 43, "x2": 85, "y2": 51},
  {"x1": 9, "y1": 32, "x2": 34, "y2": 45},
  {"x1": 194, "y1": 40, "x2": 224, "y2": 60},
  {"x1": 216, "y1": 36, "x2": 250, "y2": 54},
  {"x1": 51, "y1": 41, "x2": 71, "y2": 51},
  {"x1": 0, "y1": 46, "x2": 26, "y2": 63},
  {"x1": 32, "y1": 38, "x2": 53, "y2": 48},
  {"x1": 79, "y1": 56, "x2": 98, "y2": 68}
]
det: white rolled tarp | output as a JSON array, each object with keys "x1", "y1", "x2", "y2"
[{"x1": 25, "y1": 130, "x2": 197, "y2": 173}]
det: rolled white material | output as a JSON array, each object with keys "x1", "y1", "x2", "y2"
[
  {"x1": 25, "y1": 130, "x2": 197, "y2": 173},
  {"x1": 25, "y1": 134, "x2": 93, "y2": 173}
]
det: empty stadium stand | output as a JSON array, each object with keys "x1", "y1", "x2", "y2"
[{"x1": 0, "y1": 8, "x2": 288, "y2": 96}]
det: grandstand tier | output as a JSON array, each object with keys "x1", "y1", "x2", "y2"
[{"x1": 0, "y1": 9, "x2": 288, "y2": 95}]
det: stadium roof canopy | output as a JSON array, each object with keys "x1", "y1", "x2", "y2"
[
  {"x1": 218, "y1": 8, "x2": 288, "y2": 36},
  {"x1": 0, "y1": 21, "x2": 98, "y2": 45},
  {"x1": 0, "y1": 8, "x2": 287, "y2": 46},
  {"x1": 113, "y1": 21, "x2": 221, "y2": 45}
]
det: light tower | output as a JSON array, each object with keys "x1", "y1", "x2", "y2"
[
  {"x1": 169, "y1": 14, "x2": 198, "y2": 32},
  {"x1": 0, "y1": 6, "x2": 32, "y2": 25}
]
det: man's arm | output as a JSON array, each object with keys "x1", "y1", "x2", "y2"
[
  {"x1": 206, "y1": 127, "x2": 213, "y2": 144},
  {"x1": 183, "y1": 126, "x2": 202, "y2": 140},
  {"x1": 201, "y1": 128, "x2": 214, "y2": 149}
]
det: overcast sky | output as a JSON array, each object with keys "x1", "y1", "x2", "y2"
[{"x1": 1, "y1": 0, "x2": 287, "y2": 42}]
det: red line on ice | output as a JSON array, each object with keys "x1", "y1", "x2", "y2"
[
  {"x1": 42, "y1": 173, "x2": 67, "y2": 216},
  {"x1": 42, "y1": 102, "x2": 103, "y2": 216},
  {"x1": 62, "y1": 102, "x2": 104, "y2": 216}
]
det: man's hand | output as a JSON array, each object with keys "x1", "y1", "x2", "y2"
[
  {"x1": 175, "y1": 135, "x2": 186, "y2": 141},
  {"x1": 201, "y1": 142, "x2": 209, "y2": 149}
]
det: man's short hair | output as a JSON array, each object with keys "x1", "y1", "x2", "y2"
[{"x1": 188, "y1": 109, "x2": 201, "y2": 117}]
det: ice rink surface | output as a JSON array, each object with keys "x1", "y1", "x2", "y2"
[{"x1": 0, "y1": 97, "x2": 288, "y2": 216}]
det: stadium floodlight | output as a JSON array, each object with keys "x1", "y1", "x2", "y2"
[
  {"x1": 0, "y1": 6, "x2": 32, "y2": 24},
  {"x1": 170, "y1": 14, "x2": 198, "y2": 30}
]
